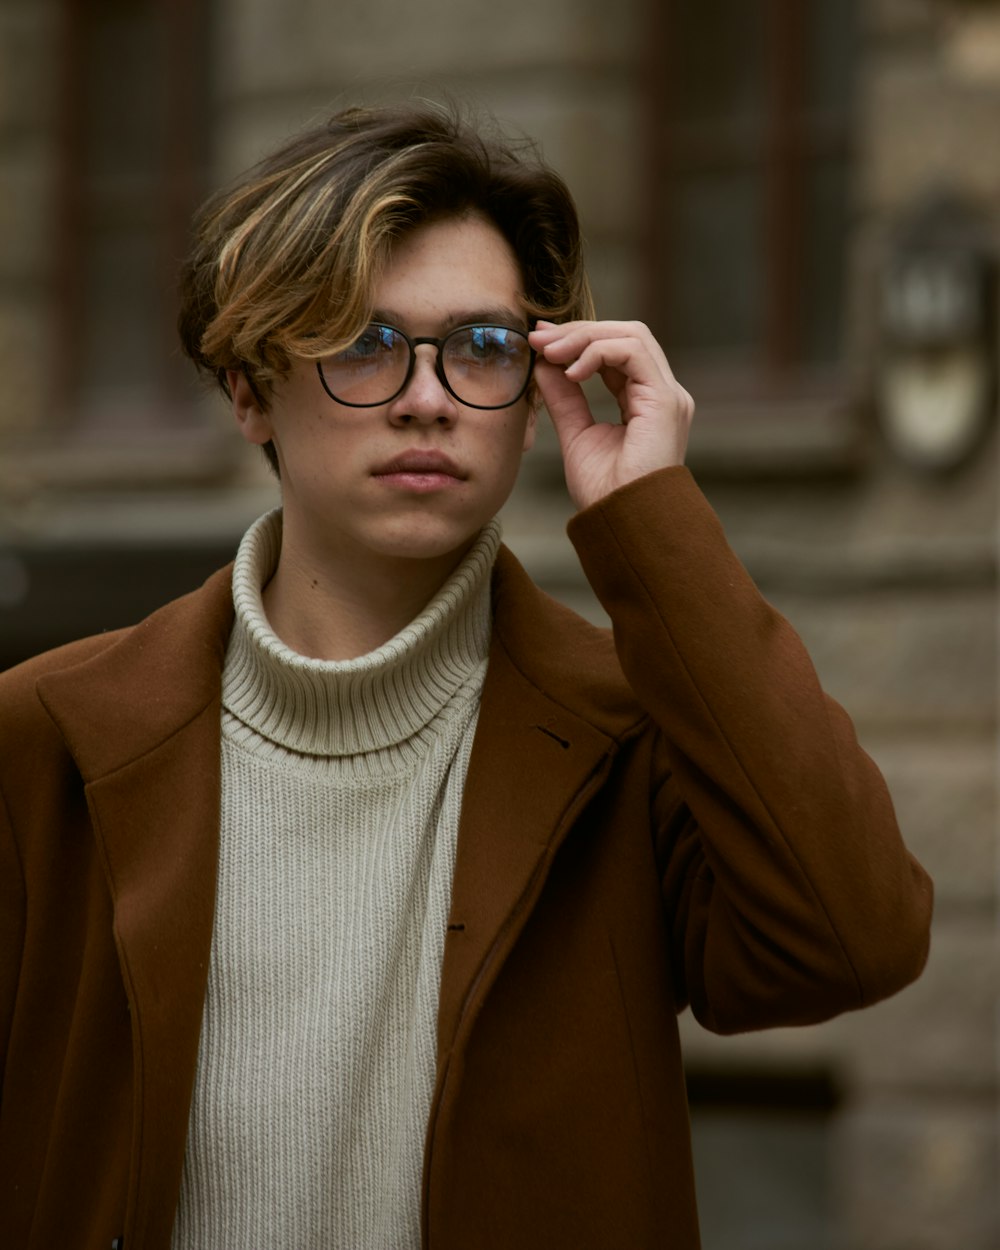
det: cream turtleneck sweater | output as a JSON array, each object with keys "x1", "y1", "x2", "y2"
[{"x1": 170, "y1": 510, "x2": 500, "y2": 1250}]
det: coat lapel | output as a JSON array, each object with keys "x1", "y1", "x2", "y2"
[
  {"x1": 435, "y1": 547, "x2": 645, "y2": 1062},
  {"x1": 36, "y1": 566, "x2": 234, "y2": 1246}
]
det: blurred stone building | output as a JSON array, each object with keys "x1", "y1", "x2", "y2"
[{"x1": 0, "y1": 1, "x2": 996, "y2": 1246}]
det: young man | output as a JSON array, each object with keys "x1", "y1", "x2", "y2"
[{"x1": 0, "y1": 104, "x2": 931, "y2": 1249}]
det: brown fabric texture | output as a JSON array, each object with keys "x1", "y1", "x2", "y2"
[{"x1": 0, "y1": 466, "x2": 932, "y2": 1250}]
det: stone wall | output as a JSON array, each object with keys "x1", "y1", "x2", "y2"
[{"x1": 0, "y1": 0, "x2": 58, "y2": 443}]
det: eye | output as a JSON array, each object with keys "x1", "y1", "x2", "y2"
[
  {"x1": 339, "y1": 324, "x2": 398, "y2": 361},
  {"x1": 450, "y1": 326, "x2": 526, "y2": 366}
]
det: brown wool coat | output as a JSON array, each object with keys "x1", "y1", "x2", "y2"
[{"x1": 0, "y1": 468, "x2": 932, "y2": 1250}]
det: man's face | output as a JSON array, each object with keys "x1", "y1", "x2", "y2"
[{"x1": 233, "y1": 214, "x2": 536, "y2": 578}]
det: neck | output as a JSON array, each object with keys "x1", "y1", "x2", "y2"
[{"x1": 261, "y1": 540, "x2": 474, "y2": 662}]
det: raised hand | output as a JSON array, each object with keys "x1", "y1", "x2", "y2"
[{"x1": 528, "y1": 320, "x2": 695, "y2": 512}]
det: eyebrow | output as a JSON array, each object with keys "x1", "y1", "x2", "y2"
[{"x1": 369, "y1": 306, "x2": 529, "y2": 334}]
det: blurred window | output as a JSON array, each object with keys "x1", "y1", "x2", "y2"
[
  {"x1": 53, "y1": 0, "x2": 211, "y2": 432},
  {"x1": 646, "y1": 0, "x2": 857, "y2": 397}
]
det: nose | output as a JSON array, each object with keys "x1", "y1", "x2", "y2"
[{"x1": 388, "y1": 345, "x2": 458, "y2": 426}]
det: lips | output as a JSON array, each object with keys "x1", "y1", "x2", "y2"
[{"x1": 372, "y1": 450, "x2": 466, "y2": 479}]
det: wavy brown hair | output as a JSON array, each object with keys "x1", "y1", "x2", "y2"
[{"x1": 177, "y1": 102, "x2": 594, "y2": 471}]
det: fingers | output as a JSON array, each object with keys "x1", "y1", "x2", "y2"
[
  {"x1": 528, "y1": 320, "x2": 695, "y2": 507},
  {"x1": 530, "y1": 319, "x2": 676, "y2": 387},
  {"x1": 529, "y1": 319, "x2": 694, "y2": 430}
]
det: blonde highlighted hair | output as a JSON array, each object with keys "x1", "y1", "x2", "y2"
[{"x1": 177, "y1": 102, "x2": 594, "y2": 470}]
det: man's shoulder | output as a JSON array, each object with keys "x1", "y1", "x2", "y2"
[
  {"x1": 2, "y1": 627, "x2": 127, "y2": 683},
  {"x1": 0, "y1": 631, "x2": 142, "y2": 801},
  {"x1": 0, "y1": 565, "x2": 235, "y2": 734},
  {"x1": 0, "y1": 629, "x2": 131, "y2": 722}
]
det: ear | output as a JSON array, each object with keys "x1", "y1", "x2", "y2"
[
  {"x1": 228, "y1": 369, "x2": 273, "y2": 447},
  {"x1": 522, "y1": 399, "x2": 538, "y2": 453}
]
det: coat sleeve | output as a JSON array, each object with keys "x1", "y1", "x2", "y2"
[
  {"x1": 0, "y1": 787, "x2": 26, "y2": 1086},
  {"x1": 567, "y1": 466, "x2": 933, "y2": 1036}
]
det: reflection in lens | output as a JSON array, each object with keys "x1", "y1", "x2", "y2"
[
  {"x1": 444, "y1": 326, "x2": 530, "y2": 406},
  {"x1": 320, "y1": 325, "x2": 408, "y2": 404}
]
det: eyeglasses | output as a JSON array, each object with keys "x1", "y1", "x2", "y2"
[{"x1": 316, "y1": 322, "x2": 535, "y2": 409}]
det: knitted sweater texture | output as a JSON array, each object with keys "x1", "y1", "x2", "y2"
[{"x1": 170, "y1": 511, "x2": 499, "y2": 1250}]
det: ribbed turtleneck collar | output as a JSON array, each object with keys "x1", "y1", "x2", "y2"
[{"x1": 222, "y1": 510, "x2": 500, "y2": 757}]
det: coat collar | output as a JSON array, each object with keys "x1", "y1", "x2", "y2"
[{"x1": 35, "y1": 545, "x2": 640, "y2": 785}]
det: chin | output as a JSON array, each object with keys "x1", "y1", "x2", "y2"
[{"x1": 366, "y1": 520, "x2": 485, "y2": 565}]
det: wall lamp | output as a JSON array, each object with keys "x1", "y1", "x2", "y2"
[{"x1": 876, "y1": 191, "x2": 997, "y2": 473}]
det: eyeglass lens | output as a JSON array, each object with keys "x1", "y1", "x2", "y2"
[{"x1": 319, "y1": 324, "x2": 532, "y2": 408}]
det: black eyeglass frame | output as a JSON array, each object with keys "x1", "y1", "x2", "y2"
[{"x1": 315, "y1": 322, "x2": 536, "y2": 410}]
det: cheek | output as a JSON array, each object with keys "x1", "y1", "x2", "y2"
[
  {"x1": 479, "y1": 419, "x2": 533, "y2": 499},
  {"x1": 490, "y1": 403, "x2": 535, "y2": 457},
  {"x1": 278, "y1": 404, "x2": 366, "y2": 462},
  {"x1": 483, "y1": 417, "x2": 530, "y2": 467}
]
